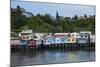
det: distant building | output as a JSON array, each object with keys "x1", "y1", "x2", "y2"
[
  {"x1": 80, "y1": 31, "x2": 91, "y2": 35},
  {"x1": 66, "y1": 33, "x2": 79, "y2": 43},
  {"x1": 43, "y1": 33, "x2": 67, "y2": 45},
  {"x1": 19, "y1": 29, "x2": 33, "y2": 40},
  {"x1": 78, "y1": 16, "x2": 87, "y2": 20},
  {"x1": 79, "y1": 31, "x2": 91, "y2": 39},
  {"x1": 77, "y1": 38, "x2": 88, "y2": 43},
  {"x1": 18, "y1": 30, "x2": 94, "y2": 44},
  {"x1": 90, "y1": 35, "x2": 95, "y2": 43},
  {"x1": 77, "y1": 31, "x2": 91, "y2": 43},
  {"x1": 70, "y1": 32, "x2": 80, "y2": 38},
  {"x1": 43, "y1": 37, "x2": 52, "y2": 45},
  {"x1": 54, "y1": 33, "x2": 69, "y2": 36},
  {"x1": 54, "y1": 35, "x2": 66, "y2": 44},
  {"x1": 19, "y1": 30, "x2": 42, "y2": 46},
  {"x1": 67, "y1": 35, "x2": 76, "y2": 43}
]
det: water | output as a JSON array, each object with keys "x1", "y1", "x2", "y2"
[{"x1": 11, "y1": 49, "x2": 95, "y2": 66}]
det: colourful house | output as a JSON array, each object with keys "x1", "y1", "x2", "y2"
[
  {"x1": 77, "y1": 38, "x2": 88, "y2": 43},
  {"x1": 54, "y1": 34, "x2": 66, "y2": 44},
  {"x1": 67, "y1": 36, "x2": 76, "y2": 43},
  {"x1": 20, "y1": 40, "x2": 28, "y2": 45},
  {"x1": 54, "y1": 37, "x2": 66, "y2": 44},
  {"x1": 90, "y1": 35, "x2": 95, "y2": 43},
  {"x1": 43, "y1": 34, "x2": 67, "y2": 45},
  {"x1": 79, "y1": 31, "x2": 91, "y2": 43},
  {"x1": 49, "y1": 37, "x2": 55, "y2": 44},
  {"x1": 66, "y1": 33, "x2": 76, "y2": 43},
  {"x1": 43, "y1": 37, "x2": 51, "y2": 45},
  {"x1": 19, "y1": 30, "x2": 42, "y2": 46},
  {"x1": 19, "y1": 30, "x2": 33, "y2": 41}
]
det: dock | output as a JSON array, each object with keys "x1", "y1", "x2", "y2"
[{"x1": 11, "y1": 43, "x2": 95, "y2": 53}]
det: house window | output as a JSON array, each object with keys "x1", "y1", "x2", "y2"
[
  {"x1": 68, "y1": 39, "x2": 70, "y2": 41},
  {"x1": 85, "y1": 36, "x2": 87, "y2": 38},
  {"x1": 62, "y1": 39, "x2": 64, "y2": 41},
  {"x1": 31, "y1": 36, "x2": 33, "y2": 38},
  {"x1": 72, "y1": 39, "x2": 74, "y2": 41},
  {"x1": 44, "y1": 41, "x2": 46, "y2": 43},
  {"x1": 81, "y1": 36, "x2": 83, "y2": 38},
  {"x1": 34, "y1": 36, "x2": 37, "y2": 38},
  {"x1": 48, "y1": 41, "x2": 49, "y2": 43},
  {"x1": 27, "y1": 37, "x2": 29, "y2": 39},
  {"x1": 72, "y1": 34, "x2": 74, "y2": 36}
]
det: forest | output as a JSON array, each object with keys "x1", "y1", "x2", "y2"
[{"x1": 11, "y1": 6, "x2": 95, "y2": 36}]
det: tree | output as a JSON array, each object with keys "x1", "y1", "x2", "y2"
[
  {"x1": 11, "y1": 5, "x2": 33, "y2": 32},
  {"x1": 56, "y1": 11, "x2": 59, "y2": 19},
  {"x1": 84, "y1": 14, "x2": 87, "y2": 18},
  {"x1": 72, "y1": 15, "x2": 78, "y2": 20},
  {"x1": 11, "y1": 6, "x2": 95, "y2": 34}
]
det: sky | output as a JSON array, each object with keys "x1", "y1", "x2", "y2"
[{"x1": 11, "y1": 1, "x2": 95, "y2": 17}]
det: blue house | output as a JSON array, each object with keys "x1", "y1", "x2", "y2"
[
  {"x1": 43, "y1": 36, "x2": 66, "y2": 45},
  {"x1": 49, "y1": 37, "x2": 55, "y2": 44},
  {"x1": 54, "y1": 35, "x2": 66, "y2": 44},
  {"x1": 59, "y1": 37, "x2": 66, "y2": 44},
  {"x1": 20, "y1": 40, "x2": 28, "y2": 45},
  {"x1": 77, "y1": 38, "x2": 88, "y2": 43}
]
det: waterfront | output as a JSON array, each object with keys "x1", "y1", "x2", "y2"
[{"x1": 11, "y1": 49, "x2": 95, "y2": 67}]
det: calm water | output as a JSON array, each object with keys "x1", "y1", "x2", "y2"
[{"x1": 11, "y1": 49, "x2": 95, "y2": 67}]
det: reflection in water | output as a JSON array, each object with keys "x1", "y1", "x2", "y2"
[{"x1": 11, "y1": 49, "x2": 95, "y2": 66}]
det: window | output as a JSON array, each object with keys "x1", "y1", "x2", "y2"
[
  {"x1": 81, "y1": 36, "x2": 83, "y2": 38},
  {"x1": 44, "y1": 41, "x2": 46, "y2": 43},
  {"x1": 26, "y1": 37, "x2": 29, "y2": 39},
  {"x1": 72, "y1": 39, "x2": 74, "y2": 41},
  {"x1": 84, "y1": 36, "x2": 87, "y2": 38},
  {"x1": 68, "y1": 39, "x2": 70, "y2": 41},
  {"x1": 34, "y1": 36, "x2": 37, "y2": 38},
  {"x1": 31, "y1": 36, "x2": 33, "y2": 38},
  {"x1": 72, "y1": 34, "x2": 74, "y2": 36},
  {"x1": 62, "y1": 39, "x2": 64, "y2": 41},
  {"x1": 48, "y1": 41, "x2": 49, "y2": 43},
  {"x1": 53, "y1": 39, "x2": 55, "y2": 41}
]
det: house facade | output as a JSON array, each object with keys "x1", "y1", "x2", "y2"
[
  {"x1": 18, "y1": 30, "x2": 94, "y2": 45},
  {"x1": 19, "y1": 30, "x2": 33, "y2": 40},
  {"x1": 77, "y1": 31, "x2": 91, "y2": 43},
  {"x1": 77, "y1": 38, "x2": 88, "y2": 43},
  {"x1": 90, "y1": 35, "x2": 95, "y2": 43},
  {"x1": 43, "y1": 37, "x2": 51, "y2": 45},
  {"x1": 67, "y1": 36, "x2": 76, "y2": 43}
]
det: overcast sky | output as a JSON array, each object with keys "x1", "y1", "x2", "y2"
[{"x1": 11, "y1": 1, "x2": 95, "y2": 17}]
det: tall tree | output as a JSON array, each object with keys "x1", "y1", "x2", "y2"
[
  {"x1": 56, "y1": 11, "x2": 59, "y2": 19},
  {"x1": 84, "y1": 14, "x2": 87, "y2": 18},
  {"x1": 72, "y1": 15, "x2": 78, "y2": 20},
  {"x1": 11, "y1": 6, "x2": 30, "y2": 32}
]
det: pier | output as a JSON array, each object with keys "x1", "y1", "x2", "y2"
[{"x1": 11, "y1": 43, "x2": 95, "y2": 53}]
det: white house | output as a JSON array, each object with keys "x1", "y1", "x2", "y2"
[
  {"x1": 54, "y1": 33, "x2": 69, "y2": 36},
  {"x1": 77, "y1": 31, "x2": 91, "y2": 43},
  {"x1": 79, "y1": 31, "x2": 91, "y2": 39},
  {"x1": 43, "y1": 37, "x2": 51, "y2": 45},
  {"x1": 70, "y1": 32, "x2": 80, "y2": 39},
  {"x1": 19, "y1": 30, "x2": 33, "y2": 40},
  {"x1": 90, "y1": 35, "x2": 95, "y2": 43}
]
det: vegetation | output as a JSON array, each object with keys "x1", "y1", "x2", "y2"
[{"x1": 11, "y1": 6, "x2": 95, "y2": 34}]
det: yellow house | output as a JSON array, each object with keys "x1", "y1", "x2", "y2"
[{"x1": 66, "y1": 34, "x2": 76, "y2": 43}]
